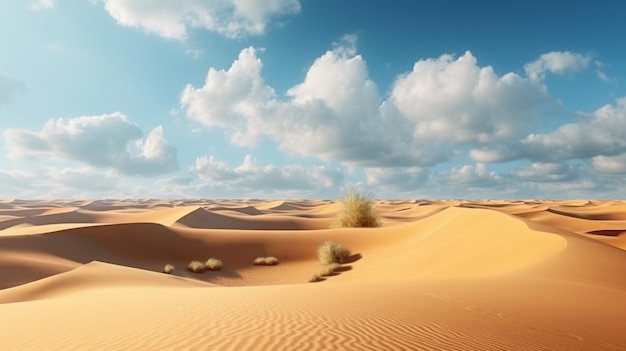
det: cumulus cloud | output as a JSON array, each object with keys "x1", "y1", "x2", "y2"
[
  {"x1": 181, "y1": 41, "x2": 551, "y2": 168},
  {"x1": 102, "y1": 0, "x2": 301, "y2": 39},
  {"x1": 178, "y1": 40, "x2": 623, "y2": 198},
  {"x1": 471, "y1": 97, "x2": 626, "y2": 163},
  {"x1": 525, "y1": 51, "x2": 591, "y2": 81},
  {"x1": 0, "y1": 74, "x2": 25, "y2": 109},
  {"x1": 387, "y1": 51, "x2": 547, "y2": 145},
  {"x1": 191, "y1": 154, "x2": 344, "y2": 191},
  {"x1": 29, "y1": 0, "x2": 54, "y2": 11},
  {"x1": 4, "y1": 112, "x2": 178, "y2": 176},
  {"x1": 180, "y1": 47, "x2": 275, "y2": 146}
]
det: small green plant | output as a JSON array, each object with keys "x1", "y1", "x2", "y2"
[
  {"x1": 320, "y1": 263, "x2": 341, "y2": 276},
  {"x1": 309, "y1": 274, "x2": 323, "y2": 283},
  {"x1": 332, "y1": 189, "x2": 380, "y2": 228},
  {"x1": 254, "y1": 257, "x2": 279, "y2": 265},
  {"x1": 163, "y1": 264, "x2": 175, "y2": 274},
  {"x1": 205, "y1": 258, "x2": 223, "y2": 271},
  {"x1": 317, "y1": 241, "x2": 350, "y2": 265},
  {"x1": 188, "y1": 260, "x2": 206, "y2": 273}
]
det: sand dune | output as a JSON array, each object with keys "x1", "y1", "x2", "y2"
[{"x1": 1, "y1": 199, "x2": 626, "y2": 350}]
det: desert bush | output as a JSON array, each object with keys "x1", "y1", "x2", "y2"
[
  {"x1": 317, "y1": 241, "x2": 350, "y2": 265},
  {"x1": 205, "y1": 258, "x2": 223, "y2": 271},
  {"x1": 254, "y1": 256, "x2": 280, "y2": 265},
  {"x1": 332, "y1": 189, "x2": 380, "y2": 228},
  {"x1": 163, "y1": 264, "x2": 175, "y2": 274},
  {"x1": 187, "y1": 260, "x2": 206, "y2": 273},
  {"x1": 309, "y1": 274, "x2": 323, "y2": 283},
  {"x1": 320, "y1": 263, "x2": 341, "y2": 276}
]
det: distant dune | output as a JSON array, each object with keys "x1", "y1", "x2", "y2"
[{"x1": 1, "y1": 199, "x2": 625, "y2": 350}]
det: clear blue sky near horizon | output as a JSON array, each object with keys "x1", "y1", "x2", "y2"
[{"x1": 0, "y1": 0, "x2": 625, "y2": 199}]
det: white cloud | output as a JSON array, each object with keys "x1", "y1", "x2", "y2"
[
  {"x1": 181, "y1": 42, "x2": 551, "y2": 168},
  {"x1": 29, "y1": 0, "x2": 54, "y2": 11},
  {"x1": 0, "y1": 169, "x2": 47, "y2": 199},
  {"x1": 362, "y1": 164, "x2": 509, "y2": 199},
  {"x1": 524, "y1": 51, "x2": 591, "y2": 81},
  {"x1": 102, "y1": 0, "x2": 301, "y2": 40},
  {"x1": 471, "y1": 97, "x2": 626, "y2": 163},
  {"x1": 593, "y1": 154, "x2": 626, "y2": 173},
  {"x1": 4, "y1": 112, "x2": 178, "y2": 176},
  {"x1": 386, "y1": 51, "x2": 548, "y2": 145},
  {"x1": 364, "y1": 167, "x2": 429, "y2": 193},
  {"x1": 594, "y1": 60, "x2": 616, "y2": 84},
  {"x1": 191, "y1": 154, "x2": 344, "y2": 191},
  {"x1": 511, "y1": 162, "x2": 580, "y2": 182},
  {"x1": 270, "y1": 41, "x2": 399, "y2": 165},
  {"x1": 180, "y1": 47, "x2": 275, "y2": 146},
  {"x1": 0, "y1": 74, "x2": 25, "y2": 109},
  {"x1": 443, "y1": 163, "x2": 502, "y2": 187},
  {"x1": 178, "y1": 41, "x2": 625, "y2": 198},
  {"x1": 0, "y1": 167, "x2": 124, "y2": 198}
]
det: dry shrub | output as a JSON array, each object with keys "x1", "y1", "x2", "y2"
[
  {"x1": 332, "y1": 189, "x2": 380, "y2": 228},
  {"x1": 254, "y1": 256, "x2": 280, "y2": 265},
  {"x1": 309, "y1": 274, "x2": 323, "y2": 283},
  {"x1": 320, "y1": 263, "x2": 341, "y2": 276},
  {"x1": 205, "y1": 258, "x2": 223, "y2": 271},
  {"x1": 163, "y1": 264, "x2": 175, "y2": 274},
  {"x1": 188, "y1": 260, "x2": 206, "y2": 273},
  {"x1": 317, "y1": 241, "x2": 350, "y2": 265}
]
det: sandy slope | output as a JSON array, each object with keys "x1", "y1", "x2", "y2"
[{"x1": 1, "y1": 199, "x2": 626, "y2": 350}]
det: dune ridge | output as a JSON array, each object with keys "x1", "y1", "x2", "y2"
[{"x1": 1, "y1": 199, "x2": 626, "y2": 350}]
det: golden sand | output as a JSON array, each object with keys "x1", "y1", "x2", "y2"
[{"x1": 1, "y1": 199, "x2": 625, "y2": 350}]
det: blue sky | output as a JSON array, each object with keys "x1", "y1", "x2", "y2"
[{"x1": 1, "y1": 0, "x2": 625, "y2": 199}]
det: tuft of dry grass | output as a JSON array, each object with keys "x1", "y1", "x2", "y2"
[
  {"x1": 205, "y1": 258, "x2": 223, "y2": 271},
  {"x1": 309, "y1": 274, "x2": 323, "y2": 283},
  {"x1": 317, "y1": 241, "x2": 350, "y2": 265},
  {"x1": 320, "y1": 263, "x2": 341, "y2": 276},
  {"x1": 254, "y1": 256, "x2": 280, "y2": 265},
  {"x1": 187, "y1": 260, "x2": 206, "y2": 273},
  {"x1": 163, "y1": 264, "x2": 175, "y2": 274},
  {"x1": 332, "y1": 189, "x2": 380, "y2": 228}
]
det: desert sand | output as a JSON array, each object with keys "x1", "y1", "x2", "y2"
[{"x1": 1, "y1": 198, "x2": 626, "y2": 350}]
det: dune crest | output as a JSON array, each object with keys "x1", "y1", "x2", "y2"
[{"x1": 1, "y1": 199, "x2": 626, "y2": 350}]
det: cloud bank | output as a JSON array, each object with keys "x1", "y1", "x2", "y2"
[
  {"x1": 4, "y1": 112, "x2": 178, "y2": 176},
  {"x1": 2, "y1": 34, "x2": 618, "y2": 199},
  {"x1": 177, "y1": 40, "x2": 625, "y2": 198},
  {"x1": 181, "y1": 42, "x2": 553, "y2": 168},
  {"x1": 191, "y1": 154, "x2": 343, "y2": 191}
]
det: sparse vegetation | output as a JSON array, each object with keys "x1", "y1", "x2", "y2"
[
  {"x1": 309, "y1": 274, "x2": 323, "y2": 283},
  {"x1": 317, "y1": 241, "x2": 350, "y2": 265},
  {"x1": 320, "y1": 263, "x2": 341, "y2": 276},
  {"x1": 205, "y1": 258, "x2": 223, "y2": 271},
  {"x1": 163, "y1": 264, "x2": 175, "y2": 274},
  {"x1": 254, "y1": 256, "x2": 280, "y2": 265},
  {"x1": 187, "y1": 260, "x2": 206, "y2": 273},
  {"x1": 332, "y1": 189, "x2": 380, "y2": 228}
]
